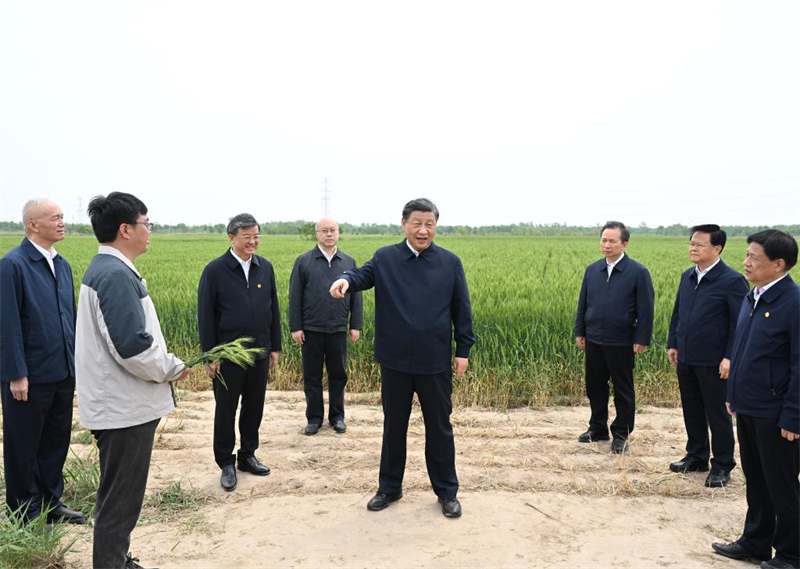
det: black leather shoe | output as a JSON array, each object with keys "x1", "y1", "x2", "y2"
[
  {"x1": 761, "y1": 558, "x2": 797, "y2": 569},
  {"x1": 578, "y1": 429, "x2": 610, "y2": 443},
  {"x1": 611, "y1": 437, "x2": 628, "y2": 454},
  {"x1": 705, "y1": 469, "x2": 730, "y2": 488},
  {"x1": 220, "y1": 465, "x2": 237, "y2": 491},
  {"x1": 237, "y1": 456, "x2": 271, "y2": 476},
  {"x1": 366, "y1": 492, "x2": 402, "y2": 511},
  {"x1": 304, "y1": 423, "x2": 320, "y2": 436},
  {"x1": 669, "y1": 456, "x2": 709, "y2": 473},
  {"x1": 438, "y1": 497, "x2": 462, "y2": 518},
  {"x1": 332, "y1": 420, "x2": 347, "y2": 434},
  {"x1": 712, "y1": 541, "x2": 768, "y2": 562},
  {"x1": 125, "y1": 553, "x2": 158, "y2": 569},
  {"x1": 47, "y1": 505, "x2": 86, "y2": 525}
]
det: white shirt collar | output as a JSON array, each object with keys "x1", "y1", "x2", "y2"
[
  {"x1": 230, "y1": 248, "x2": 252, "y2": 283},
  {"x1": 27, "y1": 238, "x2": 58, "y2": 276},
  {"x1": 406, "y1": 239, "x2": 420, "y2": 257},
  {"x1": 97, "y1": 245, "x2": 142, "y2": 278},
  {"x1": 318, "y1": 245, "x2": 338, "y2": 264},
  {"x1": 695, "y1": 257, "x2": 721, "y2": 283},
  {"x1": 754, "y1": 274, "x2": 788, "y2": 302}
]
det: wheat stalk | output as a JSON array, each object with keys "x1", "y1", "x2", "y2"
[{"x1": 183, "y1": 337, "x2": 265, "y2": 390}]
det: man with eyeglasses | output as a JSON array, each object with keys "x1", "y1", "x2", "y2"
[
  {"x1": 290, "y1": 218, "x2": 362, "y2": 435},
  {"x1": 667, "y1": 225, "x2": 748, "y2": 488},
  {"x1": 574, "y1": 221, "x2": 654, "y2": 454},
  {"x1": 1, "y1": 199, "x2": 86, "y2": 525},
  {"x1": 198, "y1": 213, "x2": 281, "y2": 492},
  {"x1": 76, "y1": 192, "x2": 191, "y2": 568}
]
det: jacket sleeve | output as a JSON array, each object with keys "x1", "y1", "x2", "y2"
[
  {"x1": 777, "y1": 294, "x2": 800, "y2": 433},
  {"x1": 197, "y1": 265, "x2": 217, "y2": 353},
  {"x1": 633, "y1": 267, "x2": 655, "y2": 346},
  {"x1": 451, "y1": 257, "x2": 475, "y2": 358},
  {"x1": 724, "y1": 275, "x2": 750, "y2": 360},
  {"x1": 349, "y1": 289, "x2": 363, "y2": 330},
  {"x1": 574, "y1": 268, "x2": 589, "y2": 338},
  {"x1": 341, "y1": 257, "x2": 376, "y2": 293},
  {"x1": 667, "y1": 282, "x2": 680, "y2": 350},
  {"x1": 270, "y1": 267, "x2": 282, "y2": 352},
  {"x1": 0, "y1": 257, "x2": 27, "y2": 381},
  {"x1": 96, "y1": 271, "x2": 183, "y2": 383},
  {"x1": 288, "y1": 256, "x2": 304, "y2": 332}
]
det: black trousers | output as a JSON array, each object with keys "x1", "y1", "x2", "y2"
[
  {"x1": 378, "y1": 366, "x2": 458, "y2": 500},
  {"x1": 302, "y1": 331, "x2": 348, "y2": 426},
  {"x1": 585, "y1": 342, "x2": 636, "y2": 439},
  {"x1": 92, "y1": 418, "x2": 160, "y2": 569},
  {"x1": 676, "y1": 362, "x2": 735, "y2": 471},
  {"x1": 736, "y1": 413, "x2": 799, "y2": 566},
  {"x1": 213, "y1": 358, "x2": 268, "y2": 468},
  {"x1": 1, "y1": 376, "x2": 74, "y2": 518}
]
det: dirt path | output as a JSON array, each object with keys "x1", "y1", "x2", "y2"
[{"x1": 60, "y1": 390, "x2": 746, "y2": 568}]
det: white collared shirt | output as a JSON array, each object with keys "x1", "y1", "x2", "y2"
[
  {"x1": 28, "y1": 238, "x2": 58, "y2": 277},
  {"x1": 406, "y1": 239, "x2": 420, "y2": 258},
  {"x1": 753, "y1": 274, "x2": 789, "y2": 308},
  {"x1": 606, "y1": 252, "x2": 625, "y2": 280},
  {"x1": 318, "y1": 245, "x2": 338, "y2": 267},
  {"x1": 694, "y1": 257, "x2": 721, "y2": 285},
  {"x1": 230, "y1": 248, "x2": 252, "y2": 284}
]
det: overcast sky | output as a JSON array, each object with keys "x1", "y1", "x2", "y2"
[{"x1": 1, "y1": 0, "x2": 798, "y2": 228}]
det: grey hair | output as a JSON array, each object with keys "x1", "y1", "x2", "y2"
[
  {"x1": 315, "y1": 218, "x2": 339, "y2": 231},
  {"x1": 227, "y1": 213, "x2": 259, "y2": 236},
  {"x1": 22, "y1": 199, "x2": 48, "y2": 224},
  {"x1": 402, "y1": 198, "x2": 439, "y2": 221}
]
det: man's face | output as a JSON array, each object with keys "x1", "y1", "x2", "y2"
[
  {"x1": 402, "y1": 210, "x2": 437, "y2": 252},
  {"x1": 600, "y1": 228, "x2": 627, "y2": 260},
  {"x1": 229, "y1": 225, "x2": 260, "y2": 259},
  {"x1": 743, "y1": 242, "x2": 782, "y2": 288},
  {"x1": 688, "y1": 231, "x2": 720, "y2": 266},
  {"x1": 128, "y1": 214, "x2": 151, "y2": 255},
  {"x1": 29, "y1": 201, "x2": 66, "y2": 245},
  {"x1": 316, "y1": 221, "x2": 339, "y2": 250}
]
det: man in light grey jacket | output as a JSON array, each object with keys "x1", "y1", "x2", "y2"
[{"x1": 76, "y1": 192, "x2": 190, "y2": 569}]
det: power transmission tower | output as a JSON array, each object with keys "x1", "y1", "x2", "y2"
[{"x1": 320, "y1": 178, "x2": 331, "y2": 217}]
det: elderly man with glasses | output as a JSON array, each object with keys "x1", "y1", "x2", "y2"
[{"x1": 198, "y1": 213, "x2": 281, "y2": 492}]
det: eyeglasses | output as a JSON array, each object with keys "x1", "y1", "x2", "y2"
[
  {"x1": 236, "y1": 234, "x2": 261, "y2": 243},
  {"x1": 317, "y1": 228, "x2": 338, "y2": 235},
  {"x1": 129, "y1": 221, "x2": 154, "y2": 231},
  {"x1": 688, "y1": 241, "x2": 710, "y2": 249}
]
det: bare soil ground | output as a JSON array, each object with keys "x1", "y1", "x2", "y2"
[{"x1": 59, "y1": 390, "x2": 748, "y2": 568}]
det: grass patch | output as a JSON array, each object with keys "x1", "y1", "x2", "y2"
[
  {"x1": 0, "y1": 506, "x2": 76, "y2": 569},
  {"x1": 143, "y1": 480, "x2": 210, "y2": 523},
  {"x1": 70, "y1": 430, "x2": 94, "y2": 445},
  {"x1": 61, "y1": 449, "x2": 100, "y2": 518}
]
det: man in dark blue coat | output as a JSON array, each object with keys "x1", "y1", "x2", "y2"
[
  {"x1": 667, "y1": 224, "x2": 748, "y2": 488},
  {"x1": 712, "y1": 230, "x2": 799, "y2": 569},
  {"x1": 574, "y1": 221, "x2": 654, "y2": 453},
  {"x1": 0, "y1": 199, "x2": 84, "y2": 524},
  {"x1": 198, "y1": 213, "x2": 281, "y2": 492},
  {"x1": 330, "y1": 198, "x2": 475, "y2": 518}
]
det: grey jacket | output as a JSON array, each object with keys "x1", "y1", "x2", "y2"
[
  {"x1": 76, "y1": 246, "x2": 184, "y2": 430},
  {"x1": 289, "y1": 246, "x2": 363, "y2": 333}
]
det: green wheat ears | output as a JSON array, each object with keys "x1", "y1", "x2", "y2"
[{"x1": 183, "y1": 337, "x2": 265, "y2": 390}]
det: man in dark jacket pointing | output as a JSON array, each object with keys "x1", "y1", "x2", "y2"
[{"x1": 330, "y1": 198, "x2": 475, "y2": 518}]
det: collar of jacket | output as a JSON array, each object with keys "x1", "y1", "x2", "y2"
[
  {"x1": 224, "y1": 248, "x2": 262, "y2": 270},
  {"x1": 399, "y1": 239, "x2": 438, "y2": 262},
  {"x1": 312, "y1": 247, "x2": 341, "y2": 260},
  {"x1": 598, "y1": 253, "x2": 630, "y2": 272},
  {"x1": 20, "y1": 237, "x2": 46, "y2": 262},
  {"x1": 749, "y1": 274, "x2": 795, "y2": 306},
  {"x1": 97, "y1": 245, "x2": 142, "y2": 279},
  {"x1": 690, "y1": 258, "x2": 727, "y2": 284}
]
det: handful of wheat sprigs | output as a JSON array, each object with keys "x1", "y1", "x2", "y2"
[{"x1": 182, "y1": 337, "x2": 266, "y2": 390}]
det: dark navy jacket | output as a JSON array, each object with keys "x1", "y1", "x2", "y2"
[
  {"x1": 667, "y1": 260, "x2": 749, "y2": 366},
  {"x1": 0, "y1": 238, "x2": 76, "y2": 383},
  {"x1": 197, "y1": 250, "x2": 282, "y2": 358},
  {"x1": 289, "y1": 247, "x2": 363, "y2": 334},
  {"x1": 727, "y1": 275, "x2": 799, "y2": 433},
  {"x1": 342, "y1": 240, "x2": 475, "y2": 375},
  {"x1": 574, "y1": 254, "x2": 655, "y2": 347}
]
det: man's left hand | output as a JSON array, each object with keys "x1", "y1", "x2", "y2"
[
  {"x1": 633, "y1": 344, "x2": 648, "y2": 354},
  {"x1": 454, "y1": 357, "x2": 469, "y2": 379},
  {"x1": 269, "y1": 351, "x2": 279, "y2": 370},
  {"x1": 348, "y1": 329, "x2": 360, "y2": 343},
  {"x1": 718, "y1": 358, "x2": 731, "y2": 380},
  {"x1": 781, "y1": 428, "x2": 799, "y2": 441}
]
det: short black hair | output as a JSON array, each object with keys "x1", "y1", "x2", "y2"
[
  {"x1": 600, "y1": 221, "x2": 630, "y2": 243},
  {"x1": 87, "y1": 192, "x2": 148, "y2": 244},
  {"x1": 227, "y1": 213, "x2": 259, "y2": 236},
  {"x1": 402, "y1": 198, "x2": 439, "y2": 221},
  {"x1": 690, "y1": 224, "x2": 727, "y2": 251},
  {"x1": 747, "y1": 229, "x2": 798, "y2": 272}
]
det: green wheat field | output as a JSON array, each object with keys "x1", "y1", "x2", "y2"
[{"x1": 1, "y1": 234, "x2": 771, "y2": 408}]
